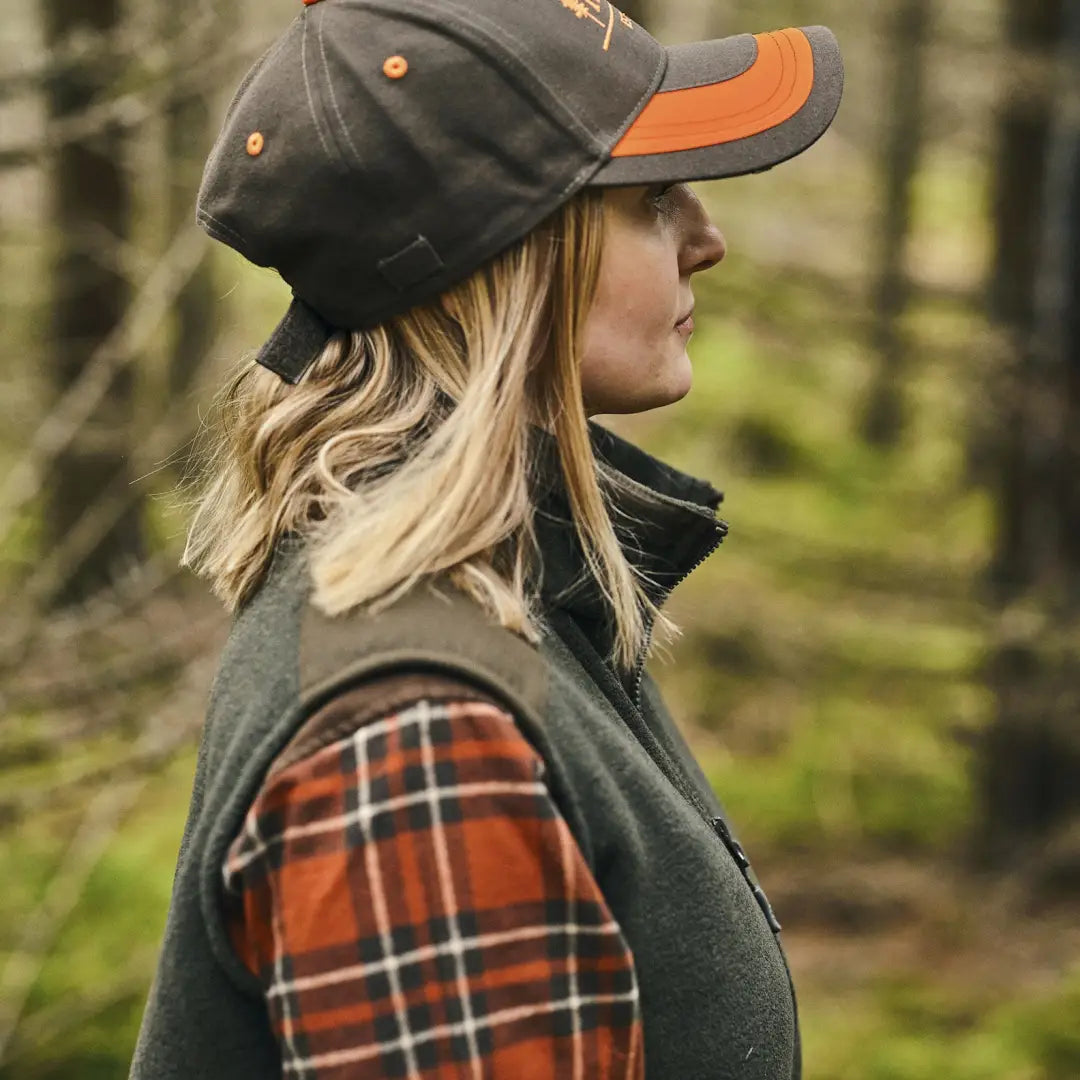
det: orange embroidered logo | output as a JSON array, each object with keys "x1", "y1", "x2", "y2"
[{"x1": 555, "y1": 0, "x2": 634, "y2": 52}]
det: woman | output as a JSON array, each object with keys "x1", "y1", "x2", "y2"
[{"x1": 131, "y1": 2, "x2": 843, "y2": 1077}]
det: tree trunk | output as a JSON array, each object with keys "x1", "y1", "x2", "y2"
[
  {"x1": 859, "y1": 0, "x2": 931, "y2": 448},
  {"x1": 972, "y1": 0, "x2": 1080, "y2": 882},
  {"x1": 985, "y1": 2, "x2": 1064, "y2": 598},
  {"x1": 40, "y1": 0, "x2": 143, "y2": 607},
  {"x1": 1064, "y1": 82, "x2": 1080, "y2": 598},
  {"x1": 162, "y1": 0, "x2": 218, "y2": 399}
]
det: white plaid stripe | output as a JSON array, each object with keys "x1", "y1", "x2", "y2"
[
  {"x1": 409, "y1": 699, "x2": 480, "y2": 1075},
  {"x1": 555, "y1": 762, "x2": 584, "y2": 1080},
  {"x1": 264, "y1": 921, "x2": 626, "y2": 1000},
  {"x1": 224, "y1": 778, "x2": 545, "y2": 880},
  {"x1": 351, "y1": 708, "x2": 424, "y2": 1077}
]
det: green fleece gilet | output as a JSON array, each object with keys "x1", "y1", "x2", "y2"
[{"x1": 130, "y1": 420, "x2": 800, "y2": 1079}]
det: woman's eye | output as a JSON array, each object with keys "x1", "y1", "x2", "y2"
[{"x1": 647, "y1": 183, "x2": 677, "y2": 208}]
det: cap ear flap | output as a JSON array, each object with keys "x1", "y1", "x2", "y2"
[{"x1": 256, "y1": 295, "x2": 337, "y2": 384}]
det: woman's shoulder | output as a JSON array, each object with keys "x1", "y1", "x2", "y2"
[{"x1": 268, "y1": 667, "x2": 518, "y2": 779}]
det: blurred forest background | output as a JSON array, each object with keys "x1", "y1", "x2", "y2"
[{"x1": 1, "y1": 0, "x2": 1079, "y2": 1076}]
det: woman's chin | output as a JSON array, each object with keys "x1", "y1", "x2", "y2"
[{"x1": 667, "y1": 349, "x2": 694, "y2": 401}]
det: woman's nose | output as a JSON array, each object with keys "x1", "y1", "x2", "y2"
[
  {"x1": 677, "y1": 187, "x2": 727, "y2": 274},
  {"x1": 691, "y1": 222, "x2": 726, "y2": 274}
]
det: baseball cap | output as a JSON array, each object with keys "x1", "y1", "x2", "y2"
[{"x1": 196, "y1": 0, "x2": 844, "y2": 384}]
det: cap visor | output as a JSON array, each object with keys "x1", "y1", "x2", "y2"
[{"x1": 589, "y1": 26, "x2": 843, "y2": 186}]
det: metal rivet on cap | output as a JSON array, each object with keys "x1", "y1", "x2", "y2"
[
  {"x1": 383, "y1": 55, "x2": 408, "y2": 79},
  {"x1": 246, "y1": 131, "x2": 264, "y2": 156}
]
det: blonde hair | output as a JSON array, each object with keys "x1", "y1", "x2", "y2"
[{"x1": 180, "y1": 187, "x2": 680, "y2": 673}]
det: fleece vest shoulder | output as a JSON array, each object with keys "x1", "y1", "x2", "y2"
[{"x1": 130, "y1": 537, "x2": 800, "y2": 1080}]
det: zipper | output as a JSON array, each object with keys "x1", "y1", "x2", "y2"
[
  {"x1": 629, "y1": 516, "x2": 728, "y2": 706},
  {"x1": 620, "y1": 512, "x2": 782, "y2": 935},
  {"x1": 710, "y1": 815, "x2": 783, "y2": 934}
]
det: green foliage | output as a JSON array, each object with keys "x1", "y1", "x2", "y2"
[
  {"x1": 1001, "y1": 968, "x2": 1080, "y2": 1080},
  {"x1": 801, "y1": 967, "x2": 1080, "y2": 1080},
  {"x1": 641, "y1": 276, "x2": 989, "y2": 857},
  {"x1": 0, "y1": 751, "x2": 194, "y2": 1080}
]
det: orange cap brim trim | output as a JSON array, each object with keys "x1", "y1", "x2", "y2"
[{"x1": 611, "y1": 28, "x2": 815, "y2": 158}]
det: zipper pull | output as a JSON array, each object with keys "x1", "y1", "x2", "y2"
[{"x1": 711, "y1": 816, "x2": 783, "y2": 934}]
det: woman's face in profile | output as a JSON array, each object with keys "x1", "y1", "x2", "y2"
[{"x1": 580, "y1": 182, "x2": 726, "y2": 416}]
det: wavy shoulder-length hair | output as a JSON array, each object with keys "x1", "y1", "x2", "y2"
[{"x1": 180, "y1": 186, "x2": 681, "y2": 673}]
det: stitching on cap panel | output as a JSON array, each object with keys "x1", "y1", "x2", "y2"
[
  {"x1": 603, "y1": 37, "x2": 667, "y2": 148},
  {"x1": 196, "y1": 207, "x2": 248, "y2": 249},
  {"x1": 216, "y1": 28, "x2": 295, "y2": 134},
  {"x1": 356, "y1": 0, "x2": 611, "y2": 153},
  {"x1": 317, "y1": 5, "x2": 364, "y2": 168},
  {"x1": 301, "y1": 11, "x2": 334, "y2": 159}
]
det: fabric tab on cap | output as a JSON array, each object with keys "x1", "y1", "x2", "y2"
[
  {"x1": 376, "y1": 235, "x2": 444, "y2": 292},
  {"x1": 255, "y1": 294, "x2": 336, "y2": 384}
]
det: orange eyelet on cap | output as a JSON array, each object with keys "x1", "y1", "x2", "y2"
[
  {"x1": 383, "y1": 55, "x2": 408, "y2": 78},
  {"x1": 302, "y1": 0, "x2": 323, "y2": 6},
  {"x1": 246, "y1": 131, "x2": 264, "y2": 156}
]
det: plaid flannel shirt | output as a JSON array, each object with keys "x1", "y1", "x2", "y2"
[{"x1": 223, "y1": 685, "x2": 644, "y2": 1078}]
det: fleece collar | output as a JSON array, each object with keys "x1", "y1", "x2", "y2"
[{"x1": 528, "y1": 420, "x2": 728, "y2": 643}]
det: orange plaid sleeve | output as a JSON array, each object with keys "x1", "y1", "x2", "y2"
[{"x1": 222, "y1": 694, "x2": 644, "y2": 1078}]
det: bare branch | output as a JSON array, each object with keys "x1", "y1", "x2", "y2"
[
  {"x1": 0, "y1": 1, "x2": 219, "y2": 98},
  {"x1": 20, "y1": 407, "x2": 204, "y2": 609},
  {"x1": 0, "y1": 955, "x2": 158, "y2": 1064},
  {"x1": 0, "y1": 222, "x2": 210, "y2": 550},
  {"x1": 0, "y1": 35, "x2": 262, "y2": 169},
  {"x1": 1, "y1": 610, "x2": 221, "y2": 716},
  {"x1": 0, "y1": 689, "x2": 209, "y2": 828},
  {"x1": 0, "y1": 656, "x2": 215, "y2": 1059},
  {"x1": 0, "y1": 554, "x2": 182, "y2": 678}
]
